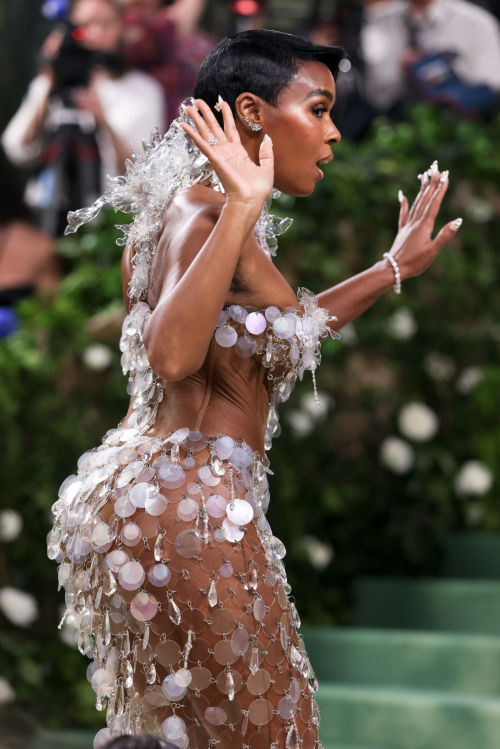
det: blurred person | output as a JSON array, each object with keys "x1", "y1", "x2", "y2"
[
  {"x1": 0, "y1": 147, "x2": 61, "y2": 338},
  {"x1": 2, "y1": 0, "x2": 165, "y2": 236},
  {"x1": 104, "y1": 735, "x2": 177, "y2": 749},
  {"x1": 310, "y1": 2, "x2": 377, "y2": 140},
  {"x1": 119, "y1": 0, "x2": 216, "y2": 124},
  {"x1": 361, "y1": 0, "x2": 500, "y2": 118}
]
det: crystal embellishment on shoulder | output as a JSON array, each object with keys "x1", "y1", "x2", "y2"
[{"x1": 214, "y1": 287, "x2": 340, "y2": 450}]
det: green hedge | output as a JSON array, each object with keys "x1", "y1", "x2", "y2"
[{"x1": 0, "y1": 103, "x2": 498, "y2": 730}]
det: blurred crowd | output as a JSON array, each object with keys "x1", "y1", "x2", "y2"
[{"x1": 1, "y1": 0, "x2": 499, "y2": 327}]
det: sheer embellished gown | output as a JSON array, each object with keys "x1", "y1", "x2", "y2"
[{"x1": 47, "y1": 101, "x2": 340, "y2": 749}]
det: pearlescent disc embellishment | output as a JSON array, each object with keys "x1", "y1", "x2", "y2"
[
  {"x1": 245, "y1": 312, "x2": 267, "y2": 335},
  {"x1": 148, "y1": 563, "x2": 171, "y2": 587},
  {"x1": 131, "y1": 591, "x2": 158, "y2": 621},
  {"x1": 118, "y1": 560, "x2": 145, "y2": 591},
  {"x1": 215, "y1": 325, "x2": 238, "y2": 348},
  {"x1": 226, "y1": 498, "x2": 254, "y2": 525}
]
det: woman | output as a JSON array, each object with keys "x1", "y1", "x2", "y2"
[{"x1": 49, "y1": 30, "x2": 461, "y2": 749}]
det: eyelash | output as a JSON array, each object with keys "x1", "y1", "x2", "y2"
[{"x1": 312, "y1": 106, "x2": 328, "y2": 118}]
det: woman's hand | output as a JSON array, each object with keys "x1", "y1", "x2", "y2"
[
  {"x1": 178, "y1": 99, "x2": 274, "y2": 214},
  {"x1": 388, "y1": 163, "x2": 462, "y2": 280}
]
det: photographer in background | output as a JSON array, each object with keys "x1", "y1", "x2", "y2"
[{"x1": 2, "y1": 0, "x2": 165, "y2": 236}]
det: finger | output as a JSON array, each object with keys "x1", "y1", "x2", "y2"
[
  {"x1": 398, "y1": 192, "x2": 409, "y2": 230},
  {"x1": 431, "y1": 217, "x2": 463, "y2": 252},
  {"x1": 219, "y1": 101, "x2": 240, "y2": 144},
  {"x1": 178, "y1": 121, "x2": 217, "y2": 160},
  {"x1": 414, "y1": 169, "x2": 442, "y2": 220},
  {"x1": 408, "y1": 174, "x2": 430, "y2": 222},
  {"x1": 184, "y1": 105, "x2": 218, "y2": 142},
  {"x1": 258, "y1": 135, "x2": 274, "y2": 179},
  {"x1": 194, "y1": 99, "x2": 227, "y2": 142},
  {"x1": 422, "y1": 174, "x2": 449, "y2": 223}
]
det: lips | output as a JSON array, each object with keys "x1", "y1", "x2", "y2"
[{"x1": 316, "y1": 153, "x2": 334, "y2": 167}]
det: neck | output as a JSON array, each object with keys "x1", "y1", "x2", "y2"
[{"x1": 410, "y1": 0, "x2": 435, "y2": 13}]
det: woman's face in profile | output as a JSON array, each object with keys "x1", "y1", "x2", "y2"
[{"x1": 262, "y1": 60, "x2": 341, "y2": 198}]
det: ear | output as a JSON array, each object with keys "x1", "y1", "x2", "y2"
[{"x1": 234, "y1": 92, "x2": 263, "y2": 131}]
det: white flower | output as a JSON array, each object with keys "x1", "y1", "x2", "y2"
[
  {"x1": 302, "y1": 535, "x2": 334, "y2": 569},
  {"x1": 386, "y1": 307, "x2": 418, "y2": 340},
  {"x1": 339, "y1": 322, "x2": 358, "y2": 346},
  {"x1": 286, "y1": 410, "x2": 314, "y2": 438},
  {"x1": 454, "y1": 461, "x2": 493, "y2": 497},
  {"x1": 300, "y1": 390, "x2": 333, "y2": 419},
  {"x1": 423, "y1": 352, "x2": 455, "y2": 381},
  {"x1": 398, "y1": 402, "x2": 439, "y2": 442},
  {"x1": 456, "y1": 366, "x2": 484, "y2": 394},
  {"x1": 379, "y1": 436, "x2": 415, "y2": 474},
  {"x1": 0, "y1": 510, "x2": 23, "y2": 542},
  {"x1": 82, "y1": 343, "x2": 113, "y2": 370},
  {"x1": 0, "y1": 677, "x2": 15, "y2": 705},
  {"x1": 0, "y1": 587, "x2": 38, "y2": 627}
]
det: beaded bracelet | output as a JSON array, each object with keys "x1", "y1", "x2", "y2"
[{"x1": 383, "y1": 252, "x2": 402, "y2": 294}]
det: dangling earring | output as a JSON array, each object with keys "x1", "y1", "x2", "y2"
[{"x1": 243, "y1": 116, "x2": 262, "y2": 132}]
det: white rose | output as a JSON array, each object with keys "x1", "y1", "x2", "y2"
[
  {"x1": 386, "y1": 307, "x2": 417, "y2": 340},
  {"x1": 0, "y1": 510, "x2": 23, "y2": 542},
  {"x1": 454, "y1": 461, "x2": 493, "y2": 497},
  {"x1": 379, "y1": 436, "x2": 415, "y2": 474},
  {"x1": 0, "y1": 677, "x2": 15, "y2": 705},
  {"x1": 300, "y1": 391, "x2": 333, "y2": 419},
  {"x1": 286, "y1": 410, "x2": 314, "y2": 438},
  {"x1": 0, "y1": 587, "x2": 38, "y2": 627},
  {"x1": 339, "y1": 322, "x2": 358, "y2": 346},
  {"x1": 82, "y1": 343, "x2": 113, "y2": 370},
  {"x1": 456, "y1": 366, "x2": 484, "y2": 395},
  {"x1": 423, "y1": 352, "x2": 455, "y2": 381},
  {"x1": 302, "y1": 535, "x2": 334, "y2": 569},
  {"x1": 398, "y1": 402, "x2": 439, "y2": 442}
]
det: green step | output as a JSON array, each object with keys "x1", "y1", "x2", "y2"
[
  {"x1": 29, "y1": 730, "x2": 95, "y2": 749},
  {"x1": 316, "y1": 684, "x2": 500, "y2": 749},
  {"x1": 353, "y1": 577, "x2": 500, "y2": 635},
  {"x1": 442, "y1": 533, "x2": 500, "y2": 579},
  {"x1": 302, "y1": 626, "x2": 500, "y2": 695}
]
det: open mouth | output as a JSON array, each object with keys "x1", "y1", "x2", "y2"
[{"x1": 316, "y1": 154, "x2": 334, "y2": 168}]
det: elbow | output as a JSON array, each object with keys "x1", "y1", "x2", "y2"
[{"x1": 145, "y1": 338, "x2": 204, "y2": 382}]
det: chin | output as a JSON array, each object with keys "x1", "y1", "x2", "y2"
[{"x1": 275, "y1": 178, "x2": 318, "y2": 199}]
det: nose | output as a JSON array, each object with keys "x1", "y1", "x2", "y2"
[{"x1": 326, "y1": 119, "x2": 341, "y2": 145}]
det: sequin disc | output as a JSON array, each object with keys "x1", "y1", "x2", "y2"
[{"x1": 131, "y1": 591, "x2": 158, "y2": 621}]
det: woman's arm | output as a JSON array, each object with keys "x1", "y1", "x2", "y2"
[
  {"x1": 142, "y1": 99, "x2": 274, "y2": 381},
  {"x1": 317, "y1": 166, "x2": 463, "y2": 329},
  {"x1": 316, "y1": 257, "x2": 395, "y2": 329}
]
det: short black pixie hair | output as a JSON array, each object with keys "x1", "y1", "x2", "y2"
[{"x1": 194, "y1": 29, "x2": 347, "y2": 126}]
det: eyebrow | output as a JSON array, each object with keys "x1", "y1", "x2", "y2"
[{"x1": 304, "y1": 88, "x2": 334, "y2": 102}]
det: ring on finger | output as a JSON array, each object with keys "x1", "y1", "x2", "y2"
[{"x1": 207, "y1": 138, "x2": 220, "y2": 146}]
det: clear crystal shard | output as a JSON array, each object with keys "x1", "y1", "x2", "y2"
[
  {"x1": 96, "y1": 695, "x2": 104, "y2": 711},
  {"x1": 122, "y1": 659, "x2": 133, "y2": 689},
  {"x1": 47, "y1": 523, "x2": 61, "y2": 560},
  {"x1": 226, "y1": 671, "x2": 235, "y2": 701},
  {"x1": 168, "y1": 598, "x2": 182, "y2": 625},
  {"x1": 280, "y1": 624, "x2": 288, "y2": 651},
  {"x1": 249, "y1": 647, "x2": 260, "y2": 676},
  {"x1": 250, "y1": 568, "x2": 258, "y2": 590},
  {"x1": 210, "y1": 452, "x2": 225, "y2": 476},
  {"x1": 90, "y1": 554, "x2": 100, "y2": 588},
  {"x1": 120, "y1": 629, "x2": 131, "y2": 657},
  {"x1": 115, "y1": 682, "x2": 125, "y2": 717},
  {"x1": 146, "y1": 662, "x2": 156, "y2": 684},
  {"x1": 154, "y1": 533, "x2": 164, "y2": 562},
  {"x1": 95, "y1": 586, "x2": 103, "y2": 609},
  {"x1": 208, "y1": 580, "x2": 217, "y2": 607},
  {"x1": 142, "y1": 623, "x2": 150, "y2": 650},
  {"x1": 101, "y1": 610, "x2": 111, "y2": 647},
  {"x1": 103, "y1": 569, "x2": 117, "y2": 597}
]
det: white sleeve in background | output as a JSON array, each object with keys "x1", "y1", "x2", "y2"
[
  {"x1": 462, "y1": 14, "x2": 500, "y2": 92},
  {"x1": 1, "y1": 74, "x2": 52, "y2": 166},
  {"x1": 97, "y1": 71, "x2": 166, "y2": 162}
]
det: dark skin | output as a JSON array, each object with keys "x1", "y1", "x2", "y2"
[{"x1": 122, "y1": 59, "x2": 460, "y2": 453}]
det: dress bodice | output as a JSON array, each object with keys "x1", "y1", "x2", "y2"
[{"x1": 120, "y1": 287, "x2": 340, "y2": 453}]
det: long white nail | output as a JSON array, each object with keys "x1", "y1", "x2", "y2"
[
  {"x1": 450, "y1": 217, "x2": 463, "y2": 231},
  {"x1": 214, "y1": 95, "x2": 224, "y2": 112},
  {"x1": 429, "y1": 160, "x2": 439, "y2": 175},
  {"x1": 263, "y1": 133, "x2": 273, "y2": 145},
  {"x1": 398, "y1": 189, "x2": 404, "y2": 203},
  {"x1": 439, "y1": 169, "x2": 449, "y2": 183}
]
